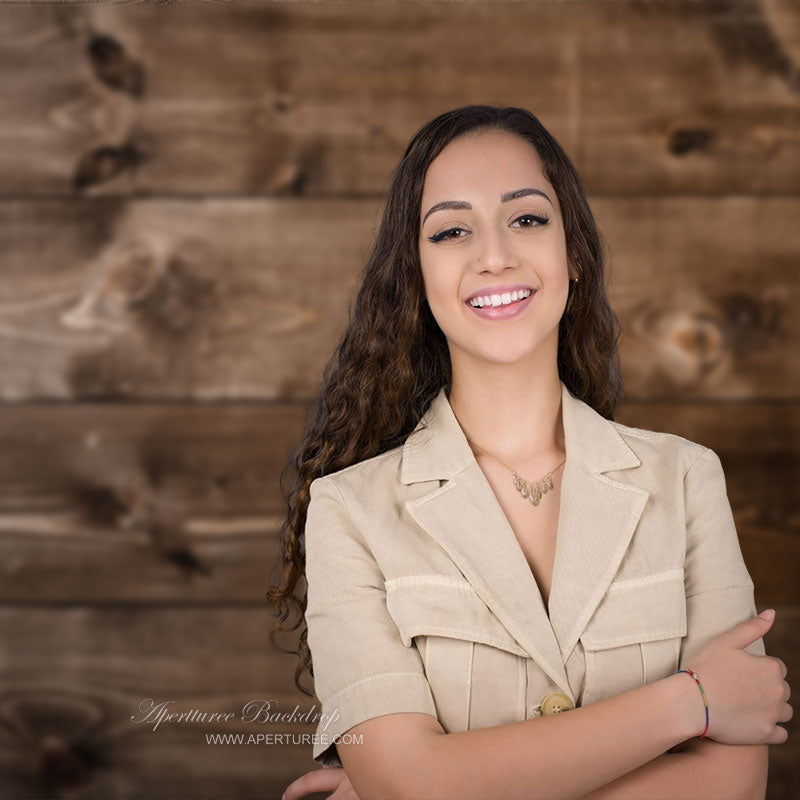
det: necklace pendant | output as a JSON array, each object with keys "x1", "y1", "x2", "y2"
[{"x1": 507, "y1": 462, "x2": 563, "y2": 509}]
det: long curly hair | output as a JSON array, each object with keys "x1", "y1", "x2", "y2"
[{"x1": 267, "y1": 104, "x2": 623, "y2": 696}]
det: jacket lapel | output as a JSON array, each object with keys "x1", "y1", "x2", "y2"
[{"x1": 401, "y1": 380, "x2": 649, "y2": 699}]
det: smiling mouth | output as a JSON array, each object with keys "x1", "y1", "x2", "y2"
[
  {"x1": 466, "y1": 288, "x2": 533, "y2": 309},
  {"x1": 465, "y1": 289, "x2": 536, "y2": 320}
]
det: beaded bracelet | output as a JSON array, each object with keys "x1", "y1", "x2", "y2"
[{"x1": 675, "y1": 667, "x2": 709, "y2": 738}]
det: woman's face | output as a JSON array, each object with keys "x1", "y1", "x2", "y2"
[{"x1": 418, "y1": 129, "x2": 573, "y2": 368}]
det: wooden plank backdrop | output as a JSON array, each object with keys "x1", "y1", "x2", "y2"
[{"x1": 0, "y1": 0, "x2": 797, "y2": 798}]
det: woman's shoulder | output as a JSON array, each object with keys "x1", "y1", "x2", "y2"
[
  {"x1": 608, "y1": 417, "x2": 710, "y2": 474},
  {"x1": 309, "y1": 441, "x2": 407, "y2": 500}
]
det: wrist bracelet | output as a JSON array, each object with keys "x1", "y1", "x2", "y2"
[{"x1": 675, "y1": 667, "x2": 709, "y2": 739}]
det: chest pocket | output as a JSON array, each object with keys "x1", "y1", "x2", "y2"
[
  {"x1": 580, "y1": 568, "x2": 687, "y2": 705},
  {"x1": 385, "y1": 576, "x2": 528, "y2": 733}
]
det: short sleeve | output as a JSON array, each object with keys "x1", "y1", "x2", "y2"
[
  {"x1": 678, "y1": 447, "x2": 766, "y2": 671},
  {"x1": 304, "y1": 476, "x2": 437, "y2": 767}
]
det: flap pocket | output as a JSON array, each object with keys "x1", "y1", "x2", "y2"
[
  {"x1": 385, "y1": 575, "x2": 527, "y2": 657},
  {"x1": 581, "y1": 568, "x2": 687, "y2": 650}
]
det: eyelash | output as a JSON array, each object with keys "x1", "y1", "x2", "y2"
[{"x1": 426, "y1": 213, "x2": 550, "y2": 243}]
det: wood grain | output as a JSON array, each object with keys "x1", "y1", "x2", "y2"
[
  {"x1": 0, "y1": 196, "x2": 798, "y2": 399},
  {"x1": 0, "y1": 606, "x2": 320, "y2": 799},
  {"x1": 0, "y1": 1, "x2": 795, "y2": 196},
  {"x1": 0, "y1": 0, "x2": 797, "y2": 796}
]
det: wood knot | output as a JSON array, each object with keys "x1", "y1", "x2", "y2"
[
  {"x1": 86, "y1": 34, "x2": 145, "y2": 97},
  {"x1": 668, "y1": 127, "x2": 714, "y2": 156},
  {"x1": 73, "y1": 144, "x2": 143, "y2": 189},
  {"x1": 40, "y1": 735, "x2": 93, "y2": 791}
]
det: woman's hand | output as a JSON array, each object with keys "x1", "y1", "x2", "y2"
[
  {"x1": 282, "y1": 765, "x2": 361, "y2": 800},
  {"x1": 686, "y1": 610, "x2": 792, "y2": 745}
]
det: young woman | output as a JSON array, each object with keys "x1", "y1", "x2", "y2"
[{"x1": 271, "y1": 105, "x2": 791, "y2": 800}]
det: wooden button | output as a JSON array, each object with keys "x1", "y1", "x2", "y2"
[{"x1": 540, "y1": 692, "x2": 574, "y2": 715}]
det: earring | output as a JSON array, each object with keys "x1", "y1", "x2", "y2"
[{"x1": 566, "y1": 276, "x2": 579, "y2": 313}]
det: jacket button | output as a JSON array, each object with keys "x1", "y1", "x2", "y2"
[{"x1": 540, "y1": 692, "x2": 574, "y2": 715}]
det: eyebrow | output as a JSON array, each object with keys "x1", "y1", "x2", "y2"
[{"x1": 422, "y1": 187, "x2": 553, "y2": 225}]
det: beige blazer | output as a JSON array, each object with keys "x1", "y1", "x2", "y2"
[{"x1": 304, "y1": 380, "x2": 765, "y2": 767}]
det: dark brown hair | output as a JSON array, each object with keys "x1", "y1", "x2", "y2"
[{"x1": 267, "y1": 104, "x2": 622, "y2": 695}]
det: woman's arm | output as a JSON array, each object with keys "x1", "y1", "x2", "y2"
[
  {"x1": 284, "y1": 729, "x2": 768, "y2": 800},
  {"x1": 578, "y1": 741, "x2": 768, "y2": 800},
  {"x1": 337, "y1": 671, "x2": 710, "y2": 800}
]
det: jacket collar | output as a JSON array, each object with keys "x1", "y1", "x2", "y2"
[{"x1": 400, "y1": 380, "x2": 649, "y2": 701}]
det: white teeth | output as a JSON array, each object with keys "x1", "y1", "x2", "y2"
[{"x1": 468, "y1": 289, "x2": 532, "y2": 308}]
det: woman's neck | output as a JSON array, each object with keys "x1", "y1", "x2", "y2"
[{"x1": 447, "y1": 372, "x2": 565, "y2": 471}]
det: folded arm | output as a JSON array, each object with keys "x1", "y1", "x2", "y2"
[
  {"x1": 578, "y1": 740, "x2": 768, "y2": 800},
  {"x1": 579, "y1": 446, "x2": 771, "y2": 800}
]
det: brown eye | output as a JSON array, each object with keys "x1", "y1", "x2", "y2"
[
  {"x1": 513, "y1": 213, "x2": 549, "y2": 227},
  {"x1": 428, "y1": 227, "x2": 467, "y2": 243}
]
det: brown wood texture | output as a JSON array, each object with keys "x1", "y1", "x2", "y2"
[
  {"x1": 1, "y1": 606, "x2": 319, "y2": 799},
  {"x1": 0, "y1": 1, "x2": 798, "y2": 196},
  {"x1": 0, "y1": 0, "x2": 797, "y2": 798},
  {"x1": 0, "y1": 402, "x2": 305, "y2": 602},
  {"x1": 1, "y1": 195, "x2": 799, "y2": 400}
]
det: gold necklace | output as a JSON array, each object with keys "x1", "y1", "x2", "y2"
[{"x1": 468, "y1": 440, "x2": 566, "y2": 507}]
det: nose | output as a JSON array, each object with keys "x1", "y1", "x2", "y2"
[{"x1": 474, "y1": 226, "x2": 521, "y2": 273}]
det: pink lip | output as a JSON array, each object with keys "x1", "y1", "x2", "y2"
[
  {"x1": 465, "y1": 282, "x2": 534, "y2": 302},
  {"x1": 466, "y1": 289, "x2": 536, "y2": 320}
]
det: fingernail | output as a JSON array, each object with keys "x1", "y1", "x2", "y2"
[{"x1": 759, "y1": 609, "x2": 775, "y2": 620}]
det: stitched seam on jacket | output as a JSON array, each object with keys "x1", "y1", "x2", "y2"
[
  {"x1": 584, "y1": 627, "x2": 684, "y2": 648},
  {"x1": 329, "y1": 476, "x2": 356, "y2": 524},
  {"x1": 465, "y1": 641, "x2": 474, "y2": 726},
  {"x1": 584, "y1": 649, "x2": 596, "y2": 705},
  {"x1": 385, "y1": 575, "x2": 473, "y2": 591},
  {"x1": 406, "y1": 626, "x2": 525, "y2": 653},
  {"x1": 639, "y1": 642, "x2": 647, "y2": 684},
  {"x1": 615, "y1": 425, "x2": 670, "y2": 440},
  {"x1": 329, "y1": 671, "x2": 430, "y2": 700},
  {"x1": 685, "y1": 583, "x2": 754, "y2": 599},
  {"x1": 411, "y1": 462, "x2": 473, "y2": 504},
  {"x1": 683, "y1": 445, "x2": 712, "y2": 482},
  {"x1": 607, "y1": 568, "x2": 685, "y2": 592}
]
